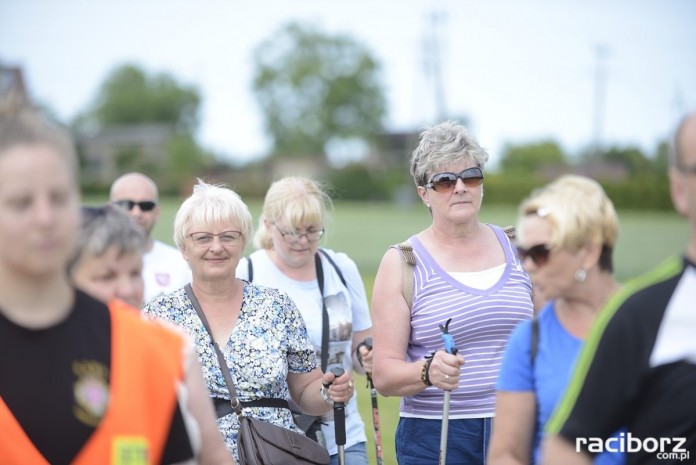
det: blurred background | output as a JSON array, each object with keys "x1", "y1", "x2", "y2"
[
  {"x1": 2, "y1": 0, "x2": 695, "y2": 205},
  {"x1": 2, "y1": 2, "x2": 694, "y2": 463}
]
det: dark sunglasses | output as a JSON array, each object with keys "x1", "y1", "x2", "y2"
[
  {"x1": 516, "y1": 244, "x2": 551, "y2": 267},
  {"x1": 113, "y1": 200, "x2": 157, "y2": 212},
  {"x1": 425, "y1": 167, "x2": 484, "y2": 192}
]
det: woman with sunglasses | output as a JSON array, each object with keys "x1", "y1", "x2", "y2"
[
  {"x1": 68, "y1": 205, "x2": 147, "y2": 309},
  {"x1": 371, "y1": 121, "x2": 534, "y2": 465},
  {"x1": 487, "y1": 175, "x2": 624, "y2": 465}
]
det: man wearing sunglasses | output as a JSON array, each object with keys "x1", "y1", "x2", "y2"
[
  {"x1": 110, "y1": 172, "x2": 191, "y2": 305},
  {"x1": 543, "y1": 111, "x2": 696, "y2": 465}
]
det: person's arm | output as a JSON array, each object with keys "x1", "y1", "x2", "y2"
[
  {"x1": 371, "y1": 247, "x2": 464, "y2": 396},
  {"x1": 183, "y1": 348, "x2": 236, "y2": 465},
  {"x1": 541, "y1": 435, "x2": 591, "y2": 465},
  {"x1": 287, "y1": 368, "x2": 353, "y2": 416},
  {"x1": 487, "y1": 391, "x2": 536, "y2": 465}
]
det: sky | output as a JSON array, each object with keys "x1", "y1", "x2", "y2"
[{"x1": 2, "y1": 0, "x2": 695, "y2": 169}]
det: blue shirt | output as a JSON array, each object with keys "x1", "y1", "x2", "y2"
[{"x1": 497, "y1": 302, "x2": 625, "y2": 465}]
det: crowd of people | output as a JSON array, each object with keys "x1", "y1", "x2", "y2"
[{"x1": 1, "y1": 103, "x2": 694, "y2": 465}]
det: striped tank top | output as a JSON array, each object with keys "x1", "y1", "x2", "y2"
[{"x1": 400, "y1": 225, "x2": 533, "y2": 419}]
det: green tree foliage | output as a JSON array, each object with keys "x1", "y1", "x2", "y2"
[
  {"x1": 499, "y1": 140, "x2": 567, "y2": 174},
  {"x1": 74, "y1": 63, "x2": 213, "y2": 192},
  {"x1": 602, "y1": 145, "x2": 651, "y2": 176},
  {"x1": 252, "y1": 22, "x2": 386, "y2": 159},
  {"x1": 77, "y1": 64, "x2": 200, "y2": 135}
]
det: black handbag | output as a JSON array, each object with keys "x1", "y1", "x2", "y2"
[{"x1": 186, "y1": 284, "x2": 330, "y2": 465}]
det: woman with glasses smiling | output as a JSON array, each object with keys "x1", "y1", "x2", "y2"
[
  {"x1": 142, "y1": 178, "x2": 353, "y2": 463},
  {"x1": 236, "y1": 176, "x2": 372, "y2": 465},
  {"x1": 371, "y1": 121, "x2": 534, "y2": 465},
  {"x1": 487, "y1": 175, "x2": 624, "y2": 465}
]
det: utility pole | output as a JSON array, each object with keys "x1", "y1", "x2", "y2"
[
  {"x1": 422, "y1": 6, "x2": 448, "y2": 122},
  {"x1": 592, "y1": 44, "x2": 609, "y2": 158}
]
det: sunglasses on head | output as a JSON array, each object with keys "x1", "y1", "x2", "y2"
[
  {"x1": 424, "y1": 167, "x2": 484, "y2": 192},
  {"x1": 516, "y1": 244, "x2": 551, "y2": 267},
  {"x1": 113, "y1": 200, "x2": 157, "y2": 212}
]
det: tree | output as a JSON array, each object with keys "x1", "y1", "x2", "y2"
[
  {"x1": 499, "y1": 140, "x2": 567, "y2": 174},
  {"x1": 74, "y1": 64, "x2": 212, "y2": 191},
  {"x1": 76, "y1": 64, "x2": 200, "y2": 135},
  {"x1": 602, "y1": 146, "x2": 651, "y2": 176},
  {"x1": 252, "y1": 22, "x2": 386, "y2": 160}
]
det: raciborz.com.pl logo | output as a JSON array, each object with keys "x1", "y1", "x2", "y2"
[{"x1": 576, "y1": 432, "x2": 690, "y2": 462}]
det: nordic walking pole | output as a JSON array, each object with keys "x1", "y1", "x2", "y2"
[
  {"x1": 438, "y1": 318, "x2": 458, "y2": 465},
  {"x1": 357, "y1": 337, "x2": 384, "y2": 465},
  {"x1": 330, "y1": 367, "x2": 347, "y2": 465}
]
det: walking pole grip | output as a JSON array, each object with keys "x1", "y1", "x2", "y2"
[{"x1": 330, "y1": 367, "x2": 347, "y2": 446}]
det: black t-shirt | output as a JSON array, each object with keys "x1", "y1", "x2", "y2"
[
  {"x1": 547, "y1": 257, "x2": 696, "y2": 465},
  {"x1": 0, "y1": 290, "x2": 194, "y2": 465}
]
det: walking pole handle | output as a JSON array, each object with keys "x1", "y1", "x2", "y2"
[
  {"x1": 439, "y1": 318, "x2": 458, "y2": 355},
  {"x1": 330, "y1": 367, "x2": 347, "y2": 446},
  {"x1": 356, "y1": 337, "x2": 372, "y2": 373}
]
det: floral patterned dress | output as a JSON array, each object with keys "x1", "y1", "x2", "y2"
[{"x1": 142, "y1": 281, "x2": 318, "y2": 460}]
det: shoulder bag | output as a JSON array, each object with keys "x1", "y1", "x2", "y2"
[{"x1": 185, "y1": 284, "x2": 330, "y2": 465}]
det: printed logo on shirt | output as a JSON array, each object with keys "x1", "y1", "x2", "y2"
[
  {"x1": 576, "y1": 432, "x2": 690, "y2": 462},
  {"x1": 112, "y1": 436, "x2": 150, "y2": 465},
  {"x1": 73, "y1": 360, "x2": 109, "y2": 426},
  {"x1": 155, "y1": 273, "x2": 171, "y2": 287}
]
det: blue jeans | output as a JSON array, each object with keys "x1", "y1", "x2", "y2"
[
  {"x1": 329, "y1": 441, "x2": 368, "y2": 465},
  {"x1": 395, "y1": 417, "x2": 492, "y2": 465}
]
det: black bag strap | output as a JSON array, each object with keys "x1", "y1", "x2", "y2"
[
  {"x1": 315, "y1": 253, "x2": 330, "y2": 373},
  {"x1": 185, "y1": 283, "x2": 289, "y2": 417},
  {"x1": 530, "y1": 316, "x2": 540, "y2": 367},
  {"x1": 317, "y1": 248, "x2": 347, "y2": 287},
  {"x1": 247, "y1": 256, "x2": 253, "y2": 282}
]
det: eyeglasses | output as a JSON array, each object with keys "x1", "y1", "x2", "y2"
[
  {"x1": 274, "y1": 225, "x2": 325, "y2": 243},
  {"x1": 188, "y1": 231, "x2": 242, "y2": 247},
  {"x1": 424, "y1": 167, "x2": 484, "y2": 192},
  {"x1": 113, "y1": 200, "x2": 157, "y2": 212},
  {"x1": 516, "y1": 244, "x2": 551, "y2": 267}
]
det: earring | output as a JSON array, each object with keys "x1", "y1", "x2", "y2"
[
  {"x1": 425, "y1": 203, "x2": 431, "y2": 208},
  {"x1": 574, "y1": 269, "x2": 587, "y2": 282}
]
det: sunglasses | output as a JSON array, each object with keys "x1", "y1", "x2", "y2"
[
  {"x1": 113, "y1": 200, "x2": 157, "y2": 212},
  {"x1": 516, "y1": 244, "x2": 551, "y2": 267},
  {"x1": 424, "y1": 167, "x2": 484, "y2": 192}
]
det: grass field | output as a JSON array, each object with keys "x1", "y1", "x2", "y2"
[{"x1": 95, "y1": 196, "x2": 688, "y2": 465}]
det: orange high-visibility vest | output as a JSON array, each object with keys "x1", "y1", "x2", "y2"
[{"x1": 0, "y1": 299, "x2": 186, "y2": 465}]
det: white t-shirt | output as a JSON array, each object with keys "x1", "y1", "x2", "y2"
[
  {"x1": 237, "y1": 248, "x2": 372, "y2": 455},
  {"x1": 142, "y1": 240, "x2": 191, "y2": 305}
]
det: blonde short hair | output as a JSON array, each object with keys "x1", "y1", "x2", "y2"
[
  {"x1": 254, "y1": 176, "x2": 332, "y2": 250},
  {"x1": 173, "y1": 179, "x2": 253, "y2": 250},
  {"x1": 517, "y1": 175, "x2": 619, "y2": 272}
]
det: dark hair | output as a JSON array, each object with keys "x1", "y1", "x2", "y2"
[{"x1": 67, "y1": 205, "x2": 146, "y2": 272}]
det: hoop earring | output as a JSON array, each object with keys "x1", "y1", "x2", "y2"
[{"x1": 575, "y1": 269, "x2": 587, "y2": 282}]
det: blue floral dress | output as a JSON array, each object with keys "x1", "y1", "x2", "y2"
[{"x1": 142, "y1": 281, "x2": 318, "y2": 460}]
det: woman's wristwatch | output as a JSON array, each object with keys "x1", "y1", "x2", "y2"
[
  {"x1": 421, "y1": 357, "x2": 434, "y2": 386},
  {"x1": 320, "y1": 386, "x2": 334, "y2": 406}
]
